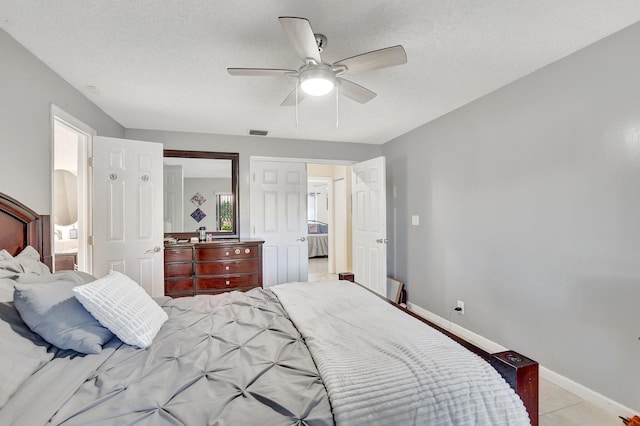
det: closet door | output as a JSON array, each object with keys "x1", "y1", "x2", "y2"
[{"x1": 251, "y1": 159, "x2": 308, "y2": 286}]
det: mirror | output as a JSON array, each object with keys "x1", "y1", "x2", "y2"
[
  {"x1": 163, "y1": 150, "x2": 239, "y2": 239},
  {"x1": 386, "y1": 277, "x2": 403, "y2": 304},
  {"x1": 53, "y1": 169, "x2": 78, "y2": 226}
]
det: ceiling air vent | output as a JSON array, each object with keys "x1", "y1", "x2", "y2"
[{"x1": 249, "y1": 129, "x2": 268, "y2": 136}]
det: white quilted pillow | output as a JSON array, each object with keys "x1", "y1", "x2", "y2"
[{"x1": 72, "y1": 271, "x2": 168, "y2": 348}]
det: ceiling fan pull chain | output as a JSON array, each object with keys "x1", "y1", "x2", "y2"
[
  {"x1": 336, "y1": 83, "x2": 339, "y2": 128},
  {"x1": 295, "y1": 83, "x2": 299, "y2": 126}
]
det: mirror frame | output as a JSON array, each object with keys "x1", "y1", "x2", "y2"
[{"x1": 163, "y1": 149, "x2": 239, "y2": 239}]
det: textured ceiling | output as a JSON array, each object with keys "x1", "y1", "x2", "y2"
[{"x1": 1, "y1": 1, "x2": 640, "y2": 144}]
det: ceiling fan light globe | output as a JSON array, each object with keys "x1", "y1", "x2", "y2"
[{"x1": 301, "y1": 77, "x2": 334, "y2": 96}]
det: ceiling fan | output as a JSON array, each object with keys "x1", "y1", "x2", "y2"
[{"x1": 227, "y1": 17, "x2": 407, "y2": 106}]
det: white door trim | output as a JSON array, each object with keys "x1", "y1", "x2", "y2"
[
  {"x1": 308, "y1": 176, "x2": 334, "y2": 272},
  {"x1": 50, "y1": 105, "x2": 96, "y2": 273},
  {"x1": 250, "y1": 156, "x2": 356, "y2": 166}
]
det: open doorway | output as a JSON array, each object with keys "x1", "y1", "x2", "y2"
[
  {"x1": 307, "y1": 164, "x2": 352, "y2": 282},
  {"x1": 51, "y1": 107, "x2": 94, "y2": 273}
]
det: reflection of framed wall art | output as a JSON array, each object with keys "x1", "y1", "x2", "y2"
[
  {"x1": 190, "y1": 208, "x2": 206, "y2": 223},
  {"x1": 386, "y1": 277, "x2": 403, "y2": 304},
  {"x1": 69, "y1": 228, "x2": 78, "y2": 239},
  {"x1": 190, "y1": 192, "x2": 206, "y2": 206}
]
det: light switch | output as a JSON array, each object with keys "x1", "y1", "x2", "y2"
[{"x1": 411, "y1": 215, "x2": 419, "y2": 226}]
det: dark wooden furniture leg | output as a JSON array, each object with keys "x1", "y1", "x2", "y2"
[
  {"x1": 490, "y1": 351, "x2": 539, "y2": 426},
  {"x1": 338, "y1": 272, "x2": 354, "y2": 282}
]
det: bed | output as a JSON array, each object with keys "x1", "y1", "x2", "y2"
[
  {"x1": 0, "y1": 192, "x2": 538, "y2": 425},
  {"x1": 308, "y1": 220, "x2": 329, "y2": 258}
]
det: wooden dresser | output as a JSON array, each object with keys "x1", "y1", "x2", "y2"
[{"x1": 164, "y1": 240, "x2": 264, "y2": 298}]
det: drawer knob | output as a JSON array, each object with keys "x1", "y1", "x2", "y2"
[
  {"x1": 225, "y1": 280, "x2": 230, "y2": 286},
  {"x1": 245, "y1": 248, "x2": 250, "y2": 254},
  {"x1": 235, "y1": 248, "x2": 241, "y2": 254},
  {"x1": 225, "y1": 266, "x2": 230, "y2": 271},
  {"x1": 225, "y1": 251, "x2": 229, "y2": 256}
]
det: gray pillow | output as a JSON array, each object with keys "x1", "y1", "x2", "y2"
[{"x1": 13, "y1": 280, "x2": 114, "y2": 354}]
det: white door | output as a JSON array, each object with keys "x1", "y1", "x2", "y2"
[
  {"x1": 251, "y1": 159, "x2": 308, "y2": 286},
  {"x1": 92, "y1": 136, "x2": 164, "y2": 296},
  {"x1": 352, "y1": 156, "x2": 387, "y2": 296}
]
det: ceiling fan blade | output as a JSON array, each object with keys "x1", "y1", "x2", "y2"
[
  {"x1": 227, "y1": 68, "x2": 295, "y2": 76},
  {"x1": 281, "y1": 87, "x2": 305, "y2": 106},
  {"x1": 338, "y1": 78, "x2": 377, "y2": 104},
  {"x1": 278, "y1": 17, "x2": 321, "y2": 63},
  {"x1": 334, "y1": 45, "x2": 407, "y2": 73}
]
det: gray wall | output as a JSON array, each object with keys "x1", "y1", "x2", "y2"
[
  {"x1": 383, "y1": 22, "x2": 640, "y2": 410},
  {"x1": 0, "y1": 29, "x2": 124, "y2": 214},
  {"x1": 125, "y1": 129, "x2": 381, "y2": 238}
]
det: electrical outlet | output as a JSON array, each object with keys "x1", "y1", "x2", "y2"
[{"x1": 457, "y1": 300, "x2": 465, "y2": 314}]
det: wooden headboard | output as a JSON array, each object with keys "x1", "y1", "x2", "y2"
[{"x1": 0, "y1": 192, "x2": 51, "y2": 270}]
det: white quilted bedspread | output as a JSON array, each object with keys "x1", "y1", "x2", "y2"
[{"x1": 272, "y1": 280, "x2": 531, "y2": 426}]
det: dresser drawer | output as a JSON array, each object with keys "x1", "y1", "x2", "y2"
[
  {"x1": 165, "y1": 278, "x2": 194, "y2": 293},
  {"x1": 196, "y1": 245, "x2": 258, "y2": 261},
  {"x1": 195, "y1": 259, "x2": 259, "y2": 275},
  {"x1": 196, "y1": 274, "x2": 259, "y2": 290},
  {"x1": 165, "y1": 262, "x2": 192, "y2": 278},
  {"x1": 165, "y1": 247, "x2": 193, "y2": 262}
]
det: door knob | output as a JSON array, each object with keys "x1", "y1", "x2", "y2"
[
  {"x1": 297, "y1": 237, "x2": 306, "y2": 242},
  {"x1": 145, "y1": 246, "x2": 161, "y2": 253},
  {"x1": 376, "y1": 239, "x2": 388, "y2": 244}
]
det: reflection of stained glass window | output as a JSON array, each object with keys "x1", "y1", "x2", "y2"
[{"x1": 217, "y1": 193, "x2": 233, "y2": 231}]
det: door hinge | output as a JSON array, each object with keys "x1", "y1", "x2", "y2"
[
  {"x1": 87, "y1": 157, "x2": 94, "y2": 167},
  {"x1": 87, "y1": 235, "x2": 94, "y2": 246},
  {"x1": 253, "y1": 172, "x2": 256, "y2": 182}
]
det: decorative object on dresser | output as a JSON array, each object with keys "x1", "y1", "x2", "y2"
[{"x1": 164, "y1": 240, "x2": 264, "y2": 297}]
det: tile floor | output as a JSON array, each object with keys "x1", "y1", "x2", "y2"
[
  {"x1": 307, "y1": 257, "x2": 627, "y2": 425},
  {"x1": 307, "y1": 257, "x2": 338, "y2": 282},
  {"x1": 539, "y1": 379, "x2": 623, "y2": 425}
]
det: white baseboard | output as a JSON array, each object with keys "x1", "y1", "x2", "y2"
[
  {"x1": 539, "y1": 366, "x2": 636, "y2": 418},
  {"x1": 407, "y1": 302, "x2": 638, "y2": 418},
  {"x1": 407, "y1": 302, "x2": 508, "y2": 354}
]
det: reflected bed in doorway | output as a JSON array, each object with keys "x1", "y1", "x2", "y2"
[{"x1": 0, "y1": 192, "x2": 537, "y2": 425}]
